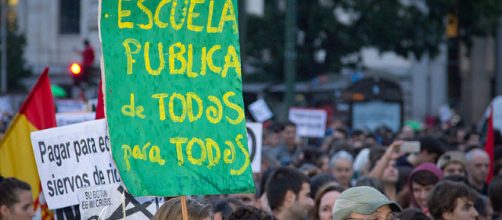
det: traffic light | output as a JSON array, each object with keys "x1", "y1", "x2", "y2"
[
  {"x1": 70, "y1": 63, "x2": 82, "y2": 76},
  {"x1": 70, "y1": 62, "x2": 84, "y2": 86}
]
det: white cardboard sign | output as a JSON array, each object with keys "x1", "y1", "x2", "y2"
[
  {"x1": 248, "y1": 99, "x2": 273, "y2": 122},
  {"x1": 288, "y1": 108, "x2": 327, "y2": 138},
  {"x1": 30, "y1": 119, "x2": 121, "y2": 209}
]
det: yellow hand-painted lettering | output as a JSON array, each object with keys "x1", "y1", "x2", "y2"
[
  {"x1": 121, "y1": 93, "x2": 145, "y2": 119},
  {"x1": 122, "y1": 142, "x2": 165, "y2": 171}
]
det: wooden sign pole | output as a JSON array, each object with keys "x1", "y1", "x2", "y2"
[{"x1": 181, "y1": 196, "x2": 189, "y2": 220}]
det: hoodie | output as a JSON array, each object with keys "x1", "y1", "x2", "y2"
[{"x1": 408, "y1": 162, "x2": 444, "y2": 213}]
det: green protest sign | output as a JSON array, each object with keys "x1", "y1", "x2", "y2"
[{"x1": 99, "y1": 0, "x2": 254, "y2": 196}]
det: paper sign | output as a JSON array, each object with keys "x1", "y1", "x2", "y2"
[
  {"x1": 248, "y1": 99, "x2": 273, "y2": 122},
  {"x1": 99, "y1": 0, "x2": 254, "y2": 196},
  {"x1": 78, "y1": 184, "x2": 164, "y2": 220},
  {"x1": 288, "y1": 108, "x2": 327, "y2": 138},
  {"x1": 78, "y1": 184, "x2": 121, "y2": 219},
  {"x1": 246, "y1": 122, "x2": 262, "y2": 172},
  {"x1": 30, "y1": 119, "x2": 121, "y2": 209}
]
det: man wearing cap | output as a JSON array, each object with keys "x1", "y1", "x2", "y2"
[
  {"x1": 332, "y1": 186, "x2": 402, "y2": 220},
  {"x1": 437, "y1": 151, "x2": 466, "y2": 177}
]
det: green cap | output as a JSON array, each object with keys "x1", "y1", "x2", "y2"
[{"x1": 332, "y1": 186, "x2": 402, "y2": 220}]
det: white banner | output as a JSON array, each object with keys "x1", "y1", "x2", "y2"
[
  {"x1": 288, "y1": 108, "x2": 327, "y2": 138},
  {"x1": 246, "y1": 122, "x2": 262, "y2": 173},
  {"x1": 30, "y1": 119, "x2": 121, "y2": 209}
]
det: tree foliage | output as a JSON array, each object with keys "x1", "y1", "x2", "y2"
[
  {"x1": 0, "y1": 7, "x2": 31, "y2": 92},
  {"x1": 242, "y1": 0, "x2": 502, "y2": 82}
]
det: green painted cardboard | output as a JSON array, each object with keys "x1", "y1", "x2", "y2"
[{"x1": 99, "y1": 0, "x2": 254, "y2": 196}]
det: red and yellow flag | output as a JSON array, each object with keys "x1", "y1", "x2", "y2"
[{"x1": 0, "y1": 68, "x2": 56, "y2": 219}]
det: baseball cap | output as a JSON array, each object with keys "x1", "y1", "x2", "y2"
[
  {"x1": 437, "y1": 151, "x2": 466, "y2": 169},
  {"x1": 332, "y1": 186, "x2": 402, "y2": 220}
]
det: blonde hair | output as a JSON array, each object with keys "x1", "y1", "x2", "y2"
[{"x1": 153, "y1": 197, "x2": 211, "y2": 220}]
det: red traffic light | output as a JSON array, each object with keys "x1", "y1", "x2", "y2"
[{"x1": 70, "y1": 63, "x2": 82, "y2": 75}]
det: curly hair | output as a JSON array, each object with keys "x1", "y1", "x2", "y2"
[
  {"x1": 229, "y1": 206, "x2": 276, "y2": 220},
  {"x1": 428, "y1": 180, "x2": 477, "y2": 220}
]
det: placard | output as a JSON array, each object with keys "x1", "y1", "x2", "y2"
[
  {"x1": 289, "y1": 108, "x2": 327, "y2": 138},
  {"x1": 99, "y1": 0, "x2": 254, "y2": 196},
  {"x1": 30, "y1": 119, "x2": 120, "y2": 209}
]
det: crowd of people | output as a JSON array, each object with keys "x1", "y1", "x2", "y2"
[{"x1": 2, "y1": 120, "x2": 502, "y2": 220}]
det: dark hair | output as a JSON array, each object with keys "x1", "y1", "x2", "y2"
[
  {"x1": 463, "y1": 131, "x2": 479, "y2": 142},
  {"x1": 411, "y1": 170, "x2": 439, "y2": 186},
  {"x1": 310, "y1": 174, "x2": 337, "y2": 198},
  {"x1": 310, "y1": 183, "x2": 344, "y2": 220},
  {"x1": 281, "y1": 121, "x2": 296, "y2": 131},
  {"x1": 397, "y1": 208, "x2": 431, "y2": 220},
  {"x1": 350, "y1": 129, "x2": 365, "y2": 137},
  {"x1": 443, "y1": 175, "x2": 469, "y2": 185},
  {"x1": 354, "y1": 177, "x2": 384, "y2": 194},
  {"x1": 228, "y1": 206, "x2": 276, "y2": 220},
  {"x1": 419, "y1": 136, "x2": 446, "y2": 158},
  {"x1": 335, "y1": 128, "x2": 348, "y2": 138},
  {"x1": 212, "y1": 198, "x2": 243, "y2": 219},
  {"x1": 265, "y1": 167, "x2": 309, "y2": 211},
  {"x1": 474, "y1": 195, "x2": 489, "y2": 218},
  {"x1": 489, "y1": 176, "x2": 502, "y2": 213},
  {"x1": 152, "y1": 197, "x2": 211, "y2": 220},
  {"x1": 0, "y1": 177, "x2": 32, "y2": 208},
  {"x1": 259, "y1": 168, "x2": 276, "y2": 197},
  {"x1": 368, "y1": 145, "x2": 386, "y2": 171},
  {"x1": 428, "y1": 180, "x2": 477, "y2": 220}
]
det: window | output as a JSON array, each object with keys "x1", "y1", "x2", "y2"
[{"x1": 59, "y1": 0, "x2": 80, "y2": 34}]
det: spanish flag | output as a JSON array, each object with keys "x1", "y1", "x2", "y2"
[{"x1": 0, "y1": 68, "x2": 55, "y2": 219}]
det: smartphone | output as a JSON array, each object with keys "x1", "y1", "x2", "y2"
[{"x1": 400, "y1": 141, "x2": 421, "y2": 153}]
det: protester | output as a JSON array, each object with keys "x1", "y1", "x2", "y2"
[
  {"x1": 427, "y1": 180, "x2": 478, "y2": 220},
  {"x1": 328, "y1": 150, "x2": 354, "y2": 189},
  {"x1": 265, "y1": 167, "x2": 314, "y2": 220},
  {"x1": 310, "y1": 182, "x2": 344, "y2": 220},
  {"x1": 368, "y1": 142, "x2": 401, "y2": 200},
  {"x1": 408, "y1": 162, "x2": 443, "y2": 215},
  {"x1": 152, "y1": 197, "x2": 211, "y2": 220},
  {"x1": 465, "y1": 148, "x2": 490, "y2": 195},
  {"x1": 488, "y1": 176, "x2": 502, "y2": 220},
  {"x1": 272, "y1": 122, "x2": 301, "y2": 166},
  {"x1": 332, "y1": 186, "x2": 402, "y2": 220},
  {"x1": 437, "y1": 151, "x2": 466, "y2": 177},
  {"x1": 0, "y1": 177, "x2": 35, "y2": 220}
]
